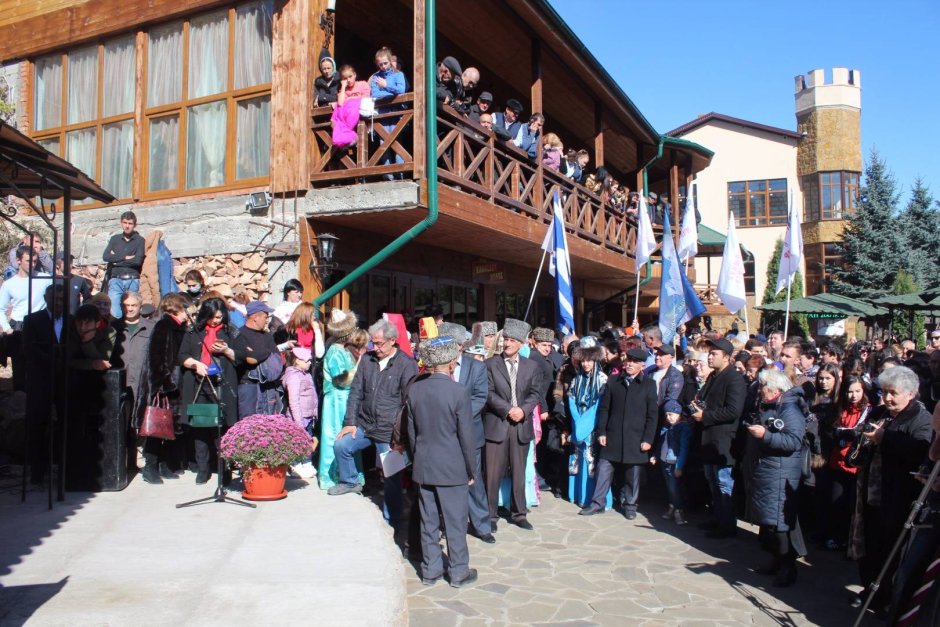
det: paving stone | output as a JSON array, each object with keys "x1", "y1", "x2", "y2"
[
  {"x1": 508, "y1": 601, "x2": 559, "y2": 623},
  {"x1": 409, "y1": 608, "x2": 462, "y2": 627},
  {"x1": 437, "y1": 599, "x2": 480, "y2": 617},
  {"x1": 551, "y1": 600, "x2": 596, "y2": 621},
  {"x1": 476, "y1": 582, "x2": 510, "y2": 595}
]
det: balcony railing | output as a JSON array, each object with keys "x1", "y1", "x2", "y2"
[{"x1": 310, "y1": 93, "x2": 641, "y2": 259}]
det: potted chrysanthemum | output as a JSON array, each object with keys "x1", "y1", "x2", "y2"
[{"x1": 219, "y1": 414, "x2": 313, "y2": 501}]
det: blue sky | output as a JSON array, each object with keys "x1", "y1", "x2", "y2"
[{"x1": 548, "y1": 0, "x2": 939, "y2": 206}]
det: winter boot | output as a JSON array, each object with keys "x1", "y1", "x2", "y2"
[
  {"x1": 142, "y1": 454, "x2": 163, "y2": 485},
  {"x1": 674, "y1": 509, "x2": 688, "y2": 526}
]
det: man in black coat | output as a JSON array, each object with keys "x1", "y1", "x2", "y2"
[
  {"x1": 691, "y1": 337, "x2": 747, "y2": 537},
  {"x1": 484, "y1": 318, "x2": 542, "y2": 531},
  {"x1": 406, "y1": 337, "x2": 478, "y2": 588},
  {"x1": 582, "y1": 348, "x2": 658, "y2": 519}
]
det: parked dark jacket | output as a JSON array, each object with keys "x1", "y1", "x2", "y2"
[
  {"x1": 596, "y1": 370, "x2": 658, "y2": 464},
  {"x1": 698, "y1": 365, "x2": 747, "y2": 466},
  {"x1": 102, "y1": 231, "x2": 145, "y2": 278},
  {"x1": 872, "y1": 400, "x2": 934, "y2": 531},
  {"x1": 747, "y1": 386, "x2": 807, "y2": 530},
  {"x1": 406, "y1": 372, "x2": 475, "y2": 486},
  {"x1": 149, "y1": 315, "x2": 187, "y2": 417},
  {"x1": 315, "y1": 74, "x2": 340, "y2": 106},
  {"x1": 344, "y1": 347, "x2": 419, "y2": 443},
  {"x1": 111, "y1": 317, "x2": 155, "y2": 422},
  {"x1": 177, "y1": 326, "x2": 239, "y2": 426},
  {"x1": 647, "y1": 364, "x2": 685, "y2": 414}
]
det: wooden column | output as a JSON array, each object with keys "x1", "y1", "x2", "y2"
[
  {"x1": 593, "y1": 100, "x2": 604, "y2": 168},
  {"x1": 412, "y1": 0, "x2": 426, "y2": 180},
  {"x1": 530, "y1": 39, "x2": 543, "y2": 113}
]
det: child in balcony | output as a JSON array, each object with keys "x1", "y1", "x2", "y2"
[
  {"x1": 542, "y1": 133, "x2": 563, "y2": 171},
  {"x1": 331, "y1": 65, "x2": 371, "y2": 149}
]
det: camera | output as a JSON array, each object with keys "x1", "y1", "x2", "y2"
[
  {"x1": 685, "y1": 400, "x2": 705, "y2": 415},
  {"x1": 764, "y1": 417, "x2": 785, "y2": 433}
]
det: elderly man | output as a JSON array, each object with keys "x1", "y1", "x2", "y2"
[
  {"x1": 438, "y1": 322, "x2": 491, "y2": 543},
  {"x1": 331, "y1": 319, "x2": 419, "y2": 527},
  {"x1": 469, "y1": 91, "x2": 493, "y2": 123},
  {"x1": 491, "y1": 99, "x2": 523, "y2": 142},
  {"x1": 928, "y1": 329, "x2": 940, "y2": 354},
  {"x1": 231, "y1": 300, "x2": 286, "y2": 418},
  {"x1": 640, "y1": 323, "x2": 664, "y2": 367},
  {"x1": 646, "y1": 344, "x2": 684, "y2": 415},
  {"x1": 691, "y1": 337, "x2": 747, "y2": 538},
  {"x1": 484, "y1": 318, "x2": 542, "y2": 531},
  {"x1": 458, "y1": 66, "x2": 480, "y2": 112},
  {"x1": 581, "y1": 348, "x2": 658, "y2": 519},
  {"x1": 436, "y1": 56, "x2": 463, "y2": 108},
  {"x1": 471, "y1": 321, "x2": 498, "y2": 354},
  {"x1": 407, "y1": 336, "x2": 478, "y2": 588}
]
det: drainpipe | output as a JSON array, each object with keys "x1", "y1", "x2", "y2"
[{"x1": 314, "y1": 0, "x2": 439, "y2": 315}]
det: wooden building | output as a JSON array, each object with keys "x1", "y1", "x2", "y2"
[{"x1": 0, "y1": 0, "x2": 713, "y2": 331}]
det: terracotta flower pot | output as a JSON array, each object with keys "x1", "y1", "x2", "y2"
[{"x1": 242, "y1": 464, "x2": 288, "y2": 501}]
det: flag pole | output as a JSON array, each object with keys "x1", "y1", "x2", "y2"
[
  {"x1": 523, "y1": 247, "x2": 548, "y2": 323},
  {"x1": 633, "y1": 270, "x2": 641, "y2": 324},
  {"x1": 742, "y1": 305, "x2": 750, "y2": 338},
  {"x1": 783, "y1": 276, "x2": 793, "y2": 339}
]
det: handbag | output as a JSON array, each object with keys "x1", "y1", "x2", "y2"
[
  {"x1": 139, "y1": 393, "x2": 176, "y2": 440},
  {"x1": 186, "y1": 375, "x2": 221, "y2": 428}
]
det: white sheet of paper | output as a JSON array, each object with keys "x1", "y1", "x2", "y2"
[{"x1": 379, "y1": 449, "x2": 410, "y2": 476}]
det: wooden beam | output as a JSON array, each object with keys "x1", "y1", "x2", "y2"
[
  {"x1": 412, "y1": 0, "x2": 426, "y2": 181},
  {"x1": 530, "y1": 38, "x2": 542, "y2": 114},
  {"x1": 669, "y1": 161, "x2": 680, "y2": 234},
  {"x1": 593, "y1": 100, "x2": 604, "y2": 168}
]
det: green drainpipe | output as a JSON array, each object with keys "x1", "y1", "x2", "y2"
[{"x1": 314, "y1": 0, "x2": 439, "y2": 315}]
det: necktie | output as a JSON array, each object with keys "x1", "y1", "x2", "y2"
[{"x1": 508, "y1": 359, "x2": 518, "y2": 406}]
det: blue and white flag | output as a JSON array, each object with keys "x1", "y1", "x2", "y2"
[
  {"x1": 658, "y1": 211, "x2": 706, "y2": 344},
  {"x1": 635, "y1": 191, "x2": 657, "y2": 270},
  {"x1": 541, "y1": 193, "x2": 576, "y2": 335}
]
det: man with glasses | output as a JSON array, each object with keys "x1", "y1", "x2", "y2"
[
  {"x1": 331, "y1": 320, "x2": 419, "y2": 529},
  {"x1": 691, "y1": 338, "x2": 747, "y2": 538},
  {"x1": 436, "y1": 56, "x2": 463, "y2": 108},
  {"x1": 469, "y1": 91, "x2": 493, "y2": 123},
  {"x1": 928, "y1": 330, "x2": 940, "y2": 355}
]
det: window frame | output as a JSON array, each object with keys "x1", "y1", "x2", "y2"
[
  {"x1": 804, "y1": 171, "x2": 860, "y2": 221},
  {"x1": 26, "y1": 1, "x2": 273, "y2": 209},
  {"x1": 727, "y1": 178, "x2": 788, "y2": 228}
]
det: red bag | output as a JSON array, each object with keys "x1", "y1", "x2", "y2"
[{"x1": 139, "y1": 393, "x2": 176, "y2": 440}]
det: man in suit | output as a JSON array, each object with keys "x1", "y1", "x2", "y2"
[
  {"x1": 484, "y1": 318, "x2": 542, "y2": 531},
  {"x1": 23, "y1": 283, "x2": 65, "y2": 484},
  {"x1": 439, "y1": 322, "x2": 492, "y2": 544},
  {"x1": 406, "y1": 336, "x2": 478, "y2": 588},
  {"x1": 582, "y1": 348, "x2": 658, "y2": 520},
  {"x1": 691, "y1": 337, "x2": 747, "y2": 538}
]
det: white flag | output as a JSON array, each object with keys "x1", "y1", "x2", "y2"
[
  {"x1": 775, "y1": 194, "x2": 804, "y2": 294},
  {"x1": 635, "y1": 191, "x2": 657, "y2": 270},
  {"x1": 716, "y1": 215, "x2": 747, "y2": 314},
  {"x1": 677, "y1": 190, "x2": 698, "y2": 263}
]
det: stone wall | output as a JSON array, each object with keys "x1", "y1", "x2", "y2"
[
  {"x1": 801, "y1": 220, "x2": 846, "y2": 246},
  {"x1": 796, "y1": 108, "x2": 862, "y2": 177}
]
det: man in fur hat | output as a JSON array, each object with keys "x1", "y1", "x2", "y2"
[
  {"x1": 406, "y1": 336, "x2": 478, "y2": 588},
  {"x1": 483, "y1": 318, "x2": 543, "y2": 530}
]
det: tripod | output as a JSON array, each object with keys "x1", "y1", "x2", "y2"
[
  {"x1": 853, "y1": 458, "x2": 940, "y2": 626},
  {"x1": 176, "y1": 374, "x2": 255, "y2": 509}
]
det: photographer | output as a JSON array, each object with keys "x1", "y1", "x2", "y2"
[
  {"x1": 847, "y1": 366, "x2": 933, "y2": 614},
  {"x1": 691, "y1": 338, "x2": 747, "y2": 538},
  {"x1": 746, "y1": 369, "x2": 808, "y2": 587}
]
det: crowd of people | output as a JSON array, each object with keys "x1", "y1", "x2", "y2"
[{"x1": 4, "y1": 209, "x2": 940, "y2": 614}]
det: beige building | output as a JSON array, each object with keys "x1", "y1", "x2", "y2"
[{"x1": 668, "y1": 67, "x2": 861, "y2": 333}]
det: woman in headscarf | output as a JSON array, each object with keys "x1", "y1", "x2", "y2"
[
  {"x1": 315, "y1": 51, "x2": 340, "y2": 108},
  {"x1": 566, "y1": 338, "x2": 610, "y2": 509}
]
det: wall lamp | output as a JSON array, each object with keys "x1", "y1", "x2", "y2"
[
  {"x1": 246, "y1": 191, "x2": 272, "y2": 214},
  {"x1": 309, "y1": 233, "x2": 339, "y2": 282},
  {"x1": 320, "y1": 0, "x2": 336, "y2": 51}
]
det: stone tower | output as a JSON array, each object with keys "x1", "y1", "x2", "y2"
[{"x1": 794, "y1": 68, "x2": 862, "y2": 295}]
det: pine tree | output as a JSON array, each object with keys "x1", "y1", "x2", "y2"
[
  {"x1": 891, "y1": 269, "x2": 925, "y2": 346},
  {"x1": 761, "y1": 238, "x2": 810, "y2": 337},
  {"x1": 897, "y1": 178, "x2": 940, "y2": 289},
  {"x1": 830, "y1": 149, "x2": 902, "y2": 298}
]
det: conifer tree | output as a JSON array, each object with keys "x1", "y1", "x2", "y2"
[
  {"x1": 830, "y1": 150, "x2": 902, "y2": 298},
  {"x1": 897, "y1": 178, "x2": 939, "y2": 290},
  {"x1": 891, "y1": 269, "x2": 925, "y2": 346},
  {"x1": 761, "y1": 238, "x2": 810, "y2": 337}
]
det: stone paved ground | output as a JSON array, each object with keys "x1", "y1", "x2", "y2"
[{"x1": 403, "y1": 493, "x2": 862, "y2": 626}]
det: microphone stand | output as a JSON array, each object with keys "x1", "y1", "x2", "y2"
[{"x1": 176, "y1": 374, "x2": 255, "y2": 509}]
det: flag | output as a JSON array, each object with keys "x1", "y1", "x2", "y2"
[
  {"x1": 775, "y1": 194, "x2": 804, "y2": 294},
  {"x1": 677, "y1": 190, "x2": 698, "y2": 263},
  {"x1": 658, "y1": 212, "x2": 706, "y2": 344},
  {"x1": 716, "y1": 215, "x2": 747, "y2": 314},
  {"x1": 635, "y1": 191, "x2": 657, "y2": 270},
  {"x1": 541, "y1": 193, "x2": 576, "y2": 335}
]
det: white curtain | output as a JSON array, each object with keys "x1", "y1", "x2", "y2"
[
  {"x1": 148, "y1": 115, "x2": 179, "y2": 191},
  {"x1": 235, "y1": 0, "x2": 273, "y2": 89},
  {"x1": 189, "y1": 10, "x2": 228, "y2": 98},
  {"x1": 33, "y1": 55, "x2": 62, "y2": 131},
  {"x1": 67, "y1": 128, "x2": 97, "y2": 204},
  {"x1": 103, "y1": 35, "x2": 136, "y2": 117},
  {"x1": 67, "y1": 45, "x2": 98, "y2": 124},
  {"x1": 102, "y1": 120, "x2": 134, "y2": 199},
  {"x1": 236, "y1": 95, "x2": 270, "y2": 179},
  {"x1": 148, "y1": 22, "x2": 182, "y2": 107},
  {"x1": 186, "y1": 101, "x2": 226, "y2": 189},
  {"x1": 37, "y1": 137, "x2": 60, "y2": 156}
]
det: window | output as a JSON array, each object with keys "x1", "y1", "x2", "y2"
[
  {"x1": 727, "y1": 178, "x2": 787, "y2": 227},
  {"x1": 803, "y1": 242, "x2": 844, "y2": 294},
  {"x1": 803, "y1": 171, "x2": 860, "y2": 221},
  {"x1": 28, "y1": 1, "x2": 273, "y2": 205}
]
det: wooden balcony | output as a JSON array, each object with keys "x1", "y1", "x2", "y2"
[{"x1": 310, "y1": 95, "x2": 644, "y2": 269}]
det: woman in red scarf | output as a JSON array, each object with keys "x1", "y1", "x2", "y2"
[{"x1": 178, "y1": 298, "x2": 239, "y2": 484}]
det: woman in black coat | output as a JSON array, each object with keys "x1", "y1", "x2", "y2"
[
  {"x1": 142, "y1": 293, "x2": 191, "y2": 484},
  {"x1": 315, "y1": 52, "x2": 340, "y2": 107},
  {"x1": 745, "y1": 368, "x2": 807, "y2": 587},
  {"x1": 178, "y1": 298, "x2": 239, "y2": 484}
]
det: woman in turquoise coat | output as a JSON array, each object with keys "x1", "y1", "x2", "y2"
[
  {"x1": 318, "y1": 310, "x2": 367, "y2": 489},
  {"x1": 567, "y1": 339, "x2": 612, "y2": 509}
]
